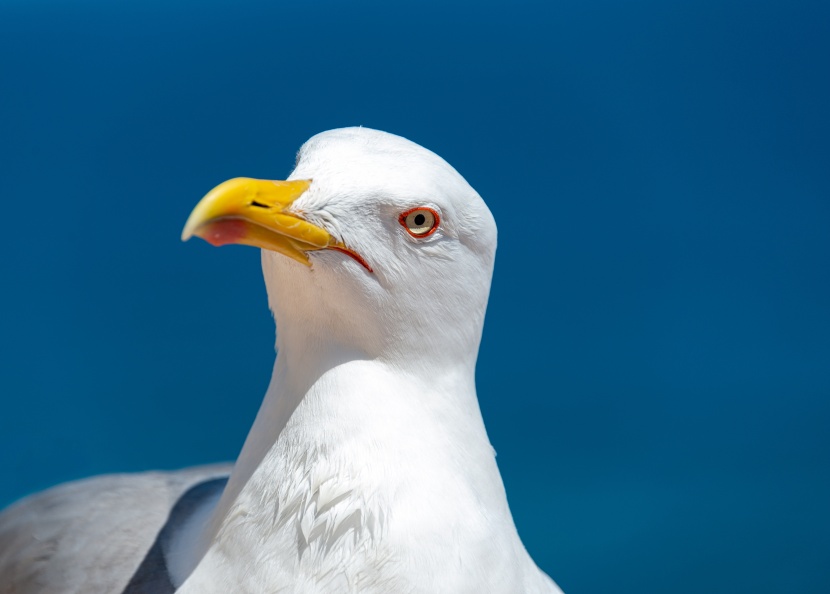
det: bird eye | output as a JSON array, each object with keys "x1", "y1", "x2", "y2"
[{"x1": 399, "y1": 207, "x2": 440, "y2": 238}]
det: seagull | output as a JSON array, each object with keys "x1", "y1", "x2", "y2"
[{"x1": 0, "y1": 127, "x2": 563, "y2": 593}]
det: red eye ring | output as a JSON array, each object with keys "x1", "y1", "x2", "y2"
[{"x1": 399, "y1": 207, "x2": 440, "y2": 238}]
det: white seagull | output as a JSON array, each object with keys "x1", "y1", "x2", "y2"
[{"x1": 0, "y1": 128, "x2": 563, "y2": 594}]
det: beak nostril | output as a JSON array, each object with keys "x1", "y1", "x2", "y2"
[{"x1": 250, "y1": 201, "x2": 269, "y2": 208}]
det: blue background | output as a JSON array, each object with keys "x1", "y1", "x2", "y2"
[{"x1": 1, "y1": 0, "x2": 828, "y2": 592}]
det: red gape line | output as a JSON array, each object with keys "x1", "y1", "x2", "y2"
[
  {"x1": 202, "y1": 219, "x2": 247, "y2": 246},
  {"x1": 330, "y1": 246, "x2": 374, "y2": 273}
]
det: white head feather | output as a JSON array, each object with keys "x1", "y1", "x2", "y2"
[{"x1": 264, "y1": 127, "x2": 497, "y2": 374}]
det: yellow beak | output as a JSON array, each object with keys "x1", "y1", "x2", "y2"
[{"x1": 181, "y1": 177, "x2": 333, "y2": 266}]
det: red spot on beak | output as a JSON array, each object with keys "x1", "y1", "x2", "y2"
[{"x1": 200, "y1": 219, "x2": 247, "y2": 247}]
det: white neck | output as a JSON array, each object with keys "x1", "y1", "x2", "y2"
[
  {"x1": 207, "y1": 342, "x2": 380, "y2": 544},
  {"x1": 172, "y1": 342, "x2": 538, "y2": 592}
]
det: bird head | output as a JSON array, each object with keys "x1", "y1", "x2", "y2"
[{"x1": 183, "y1": 128, "x2": 497, "y2": 374}]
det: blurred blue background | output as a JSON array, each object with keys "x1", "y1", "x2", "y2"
[{"x1": 1, "y1": 0, "x2": 828, "y2": 591}]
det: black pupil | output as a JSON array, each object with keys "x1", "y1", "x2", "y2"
[{"x1": 413, "y1": 213, "x2": 426, "y2": 226}]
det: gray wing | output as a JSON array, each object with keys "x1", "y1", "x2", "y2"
[{"x1": 0, "y1": 464, "x2": 231, "y2": 594}]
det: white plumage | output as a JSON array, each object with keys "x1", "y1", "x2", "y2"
[{"x1": 0, "y1": 128, "x2": 562, "y2": 593}]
